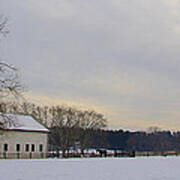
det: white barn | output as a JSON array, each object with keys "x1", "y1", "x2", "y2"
[{"x1": 0, "y1": 114, "x2": 49, "y2": 159}]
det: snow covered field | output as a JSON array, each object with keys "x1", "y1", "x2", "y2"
[{"x1": 0, "y1": 157, "x2": 179, "y2": 180}]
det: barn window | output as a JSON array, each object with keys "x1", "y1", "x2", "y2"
[
  {"x1": 4, "y1": 144, "x2": 8, "y2": 152},
  {"x1": 39, "y1": 144, "x2": 43, "y2": 152},
  {"x1": 31, "y1": 144, "x2": 35, "y2": 152},
  {"x1": 25, "y1": 144, "x2": 29, "y2": 152},
  {"x1": 16, "y1": 144, "x2": 20, "y2": 152}
]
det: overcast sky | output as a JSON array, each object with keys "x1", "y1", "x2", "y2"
[{"x1": 1, "y1": 0, "x2": 180, "y2": 130}]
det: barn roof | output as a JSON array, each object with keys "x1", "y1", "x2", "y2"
[{"x1": 0, "y1": 114, "x2": 49, "y2": 133}]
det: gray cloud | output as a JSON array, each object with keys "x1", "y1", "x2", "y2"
[{"x1": 1, "y1": 0, "x2": 180, "y2": 130}]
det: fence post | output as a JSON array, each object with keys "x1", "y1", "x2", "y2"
[
  {"x1": 3, "y1": 152, "x2": 6, "y2": 159},
  {"x1": 30, "y1": 152, "x2": 32, "y2": 159}
]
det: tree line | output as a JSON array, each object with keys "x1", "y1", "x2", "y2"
[
  {"x1": 81, "y1": 129, "x2": 180, "y2": 152},
  {"x1": 2, "y1": 102, "x2": 180, "y2": 154}
]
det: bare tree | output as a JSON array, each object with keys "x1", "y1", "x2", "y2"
[
  {"x1": 0, "y1": 15, "x2": 22, "y2": 100},
  {"x1": 0, "y1": 62, "x2": 22, "y2": 98},
  {"x1": 49, "y1": 106, "x2": 80, "y2": 157},
  {"x1": 0, "y1": 16, "x2": 23, "y2": 125},
  {"x1": 77, "y1": 110, "x2": 107, "y2": 155},
  {"x1": 48, "y1": 106, "x2": 107, "y2": 157},
  {"x1": 147, "y1": 126, "x2": 161, "y2": 134}
]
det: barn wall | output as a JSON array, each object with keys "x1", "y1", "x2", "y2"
[{"x1": 0, "y1": 130, "x2": 48, "y2": 159}]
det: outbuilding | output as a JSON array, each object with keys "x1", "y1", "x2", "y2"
[{"x1": 0, "y1": 114, "x2": 49, "y2": 159}]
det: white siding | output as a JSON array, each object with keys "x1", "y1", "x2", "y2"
[{"x1": 0, "y1": 130, "x2": 48, "y2": 158}]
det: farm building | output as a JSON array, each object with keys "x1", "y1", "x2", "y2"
[{"x1": 0, "y1": 114, "x2": 49, "y2": 159}]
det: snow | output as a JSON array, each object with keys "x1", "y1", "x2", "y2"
[
  {"x1": 0, "y1": 114, "x2": 49, "y2": 132},
  {"x1": 0, "y1": 157, "x2": 180, "y2": 180}
]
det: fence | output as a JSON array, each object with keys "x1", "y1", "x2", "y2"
[
  {"x1": 1, "y1": 150, "x2": 177, "y2": 159},
  {"x1": 0, "y1": 152, "x2": 47, "y2": 159}
]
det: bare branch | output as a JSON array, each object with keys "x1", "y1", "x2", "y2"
[
  {"x1": 0, "y1": 61, "x2": 23, "y2": 99},
  {"x1": 0, "y1": 15, "x2": 9, "y2": 37}
]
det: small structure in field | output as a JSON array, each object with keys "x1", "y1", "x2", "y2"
[{"x1": 0, "y1": 114, "x2": 49, "y2": 159}]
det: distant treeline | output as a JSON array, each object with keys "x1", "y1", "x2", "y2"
[{"x1": 75, "y1": 129, "x2": 180, "y2": 152}]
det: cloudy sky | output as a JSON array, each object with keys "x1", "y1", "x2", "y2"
[{"x1": 1, "y1": 0, "x2": 180, "y2": 130}]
